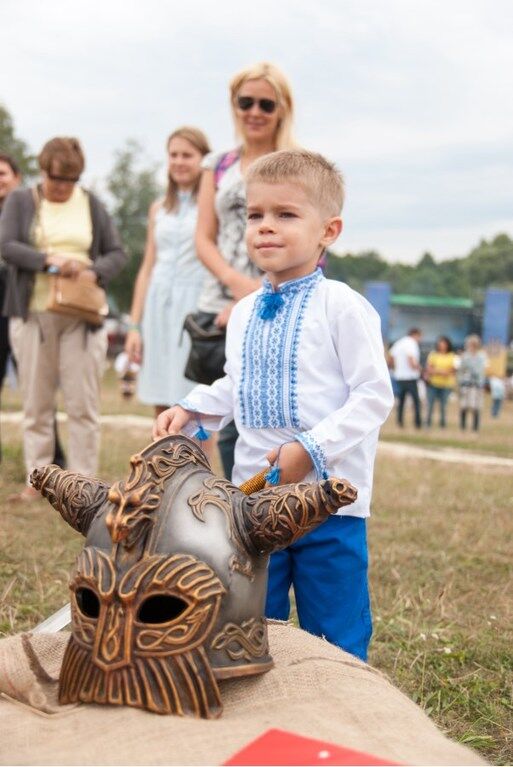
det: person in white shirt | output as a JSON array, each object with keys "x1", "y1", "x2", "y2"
[
  {"x1": 154, "y1": 149, "x2": 394, "y2": 661},
  {"x1": 389, "y1": 328, "x2": 422, "y2": 428}
]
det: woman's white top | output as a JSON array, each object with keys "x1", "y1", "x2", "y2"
[
  {"x1": 197, "y1": 150, "x2": 261, "y2": 315},
  {"x1": 181, "y1": 270, "x2": 394, "y2": 518}
]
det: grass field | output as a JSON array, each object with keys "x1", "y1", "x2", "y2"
[{"x1": 1, "y1": 370, "x2": 512, "y2": 763}]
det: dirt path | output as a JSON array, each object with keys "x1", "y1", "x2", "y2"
[
  {"x1": 3, "y1": 411, "x2": 512, "y2": 468},
  {"x1": 378, "y1": 440, "x2": 513, "y2": 468}
]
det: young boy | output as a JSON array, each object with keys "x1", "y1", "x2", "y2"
[{"x1": 154, "y1": 150, "x2": 394, "y2": 661}]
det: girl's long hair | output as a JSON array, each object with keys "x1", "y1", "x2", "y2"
[
  {"x1": 229, "y1": 62, "x2": 296, "y2": 151},
  {"x1": 163, "y1": 126, "x2": 211, "y2": 212}
]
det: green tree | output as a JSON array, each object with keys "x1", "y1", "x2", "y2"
[
  {"x1": 0, "y1": 104, "x2": 38, "y2": 179},
  {"x1": 325, "y1": 250, "x2": 389, "y2": 290},
  {"x1": 105, "y1": 140, "x2": 161, "y2": 310},
  {"x1": 464, "y1": 234, "x2": 513, "y2": 291}
]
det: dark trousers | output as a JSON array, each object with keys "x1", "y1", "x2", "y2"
[
  {"x1": 0, "y1": 316, "x2": 10, "y2": 463},
  {"x1": 460, "y1": 408, "x2": 480, "y2": 432},
  {"x1": 396, "y1": 379, "x2": 421, "y2": 428},
  {"x1": 217, "y1": 420, "x2": 238, "y2": 480}
]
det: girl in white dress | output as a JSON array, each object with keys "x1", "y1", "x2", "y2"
[{"x1": 125, "y1": 127, "x2": 210, "y2": 415}]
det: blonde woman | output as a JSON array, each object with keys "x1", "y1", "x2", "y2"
[
  {"x1": 125, "y1": 127, "x2": 210, "y2": 415},
  {"x1": 194, "y1": 62, "x2": 296, "y2": 476}
]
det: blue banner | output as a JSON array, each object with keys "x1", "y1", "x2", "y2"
[
  {"x1": 364, "y1": 282, "x2": 391, "y2": 339},
  {"x1": 482, "y1": 288, "x2": 512, "y2": 345}
]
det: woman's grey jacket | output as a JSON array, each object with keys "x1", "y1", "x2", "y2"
[{"x1": 0, "y1": 187, "x2": 127, "y2": 319}]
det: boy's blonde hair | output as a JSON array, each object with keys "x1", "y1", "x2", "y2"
[
  {"x1": 245, "y1": 149, "x2": 344, "y2": 216},
  {"x1": 229, "y1": 62, "x2": 296, "y2": 151}
]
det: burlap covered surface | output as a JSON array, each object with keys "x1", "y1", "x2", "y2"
[{"x1": 0, "y1": 623, "x2": 485, "y2": 766}]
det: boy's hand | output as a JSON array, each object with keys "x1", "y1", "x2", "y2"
[
  {"x1": 266, "y1": 442, "x2": 313, "y2": 485},
  {"x1": 152, "y1": 406, "x2": 192, "y2": 440}
]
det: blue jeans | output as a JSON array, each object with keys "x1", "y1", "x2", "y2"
[
  {"x1": 265, "y1": 515, "x2": 371, "y2": 661},
  {"x1": 426, "y1": 385, "x2": 452, "y2": 427},
  {"x1": 491, "y1": 398, "x2": 503, "y2": 418}
]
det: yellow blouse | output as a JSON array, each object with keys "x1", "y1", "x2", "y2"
[
  {"x1": 30, "y1": 187, "x2": 93, "y2": 312},
  {"x1": 426, "y1": 351, "x2": 457, "y2": 389}
]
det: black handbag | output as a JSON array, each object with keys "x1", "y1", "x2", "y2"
[{"x1": 183, "y1": 311, "x2": 226, "y2": 384}]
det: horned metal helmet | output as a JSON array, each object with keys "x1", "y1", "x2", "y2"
[{"x1": 31, "y1": 435, "x2": 357, "y2": 719}]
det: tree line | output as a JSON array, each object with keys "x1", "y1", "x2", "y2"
[
  {"x1": 325, "y1": 237, "x2": 513, "y2": 303},
  {"x1": 2, "y1": 104, "x2": 512, "y2": 311}
]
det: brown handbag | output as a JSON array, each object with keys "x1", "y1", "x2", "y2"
[
  {"x1": 32, "y1": 187, "x2": 108, "y2": 326},
  {"x1": 46, "y1": 275, "x2": 108, "y2": 326}
]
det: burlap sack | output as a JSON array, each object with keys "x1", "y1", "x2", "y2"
[{"x1": 0, "y1": 623, "x2": 485, "y2": 766}]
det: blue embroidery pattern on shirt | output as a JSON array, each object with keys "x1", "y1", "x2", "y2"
[
  {"x1": 239, "y1": 269, "x2": 323, "y2": 428},
  {"x1": 295, "y1": 431, "x2": 328, "y2": 480}
]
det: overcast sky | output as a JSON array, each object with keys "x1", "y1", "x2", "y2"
[{"x1": 2, "y1": 0, "x2": 512, "y2": 263}]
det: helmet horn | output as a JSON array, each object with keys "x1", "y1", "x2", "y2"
[
  {"x1": 240, "y1": 478, "x2": 357, "y2": 555},
  {"x1": 30, "y1": 465, "x2": 110, "y2": 536}
]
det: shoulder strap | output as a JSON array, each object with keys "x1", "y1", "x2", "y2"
[{"x1": 214, "y1": 150, "x2": 240, "y2": 189}]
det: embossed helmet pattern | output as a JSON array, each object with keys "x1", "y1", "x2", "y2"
[{"x1": 31, "y1": 435, "x2": 357, "y2": 718}]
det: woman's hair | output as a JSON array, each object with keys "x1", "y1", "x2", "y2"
[
  {"x1": 163, "y1": 126, "x2": 211, "y2": 212},
  {"x1": 0, "y1": 153, "x2": 21, "y2": 176},
  {"x1": 229, "y1": 62, "x2": 295, "y2": 150},
  {"x1": 38, "y1": 137, "x2": 85, "y2": 177},
  {"x1": 464, "y1": 334, "x2": 481, "y2": 351},
  {"x1": 436, "y1": 335, "x2": 453, "y2": 353}
]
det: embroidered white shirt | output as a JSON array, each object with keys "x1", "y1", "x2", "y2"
[{"x1": 180, "y1": 270, "x2": 394, "y2": 518}]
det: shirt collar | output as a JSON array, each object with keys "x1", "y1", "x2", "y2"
[{"x1": 262, "y1": 267, "x2": 324, "y2": 296}]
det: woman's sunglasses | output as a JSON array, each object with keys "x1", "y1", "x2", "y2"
[
  {"x1": 236, "y1": 96, "x2": 277, "y2": 114},
  {"x1": 47, "y1": 171, "x2": 80, "y2": 183}
]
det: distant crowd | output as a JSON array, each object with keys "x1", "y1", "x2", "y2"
[{"x1": 388, "y1": 329, "x2": 508, "y2": 432}]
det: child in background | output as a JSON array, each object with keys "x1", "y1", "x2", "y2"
[
  {"x1": 154, "y1": 150, "x2": 394, "y2": 661},
  {"x1": 489, "y1": 376, "x2": 505, "y2": 418}
]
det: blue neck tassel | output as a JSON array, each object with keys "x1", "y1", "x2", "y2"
[
  {"x1": 259, "y1": 291, "x2": 285, "y2": 320},
  {"x1": 194, "y1": 424, "x2": 210, "y2": 441},
  {"x1": 265, "y1": 465, "x2": 281, "y2": 485}
]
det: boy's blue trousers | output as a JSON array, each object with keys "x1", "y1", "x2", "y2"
[{"x1": 265, "y1": 515, "x2": 372, "y2": 662}]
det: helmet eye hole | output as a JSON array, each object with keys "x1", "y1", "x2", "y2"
[
  {"x1": 76, "y1": 587, "x2": 100, "y2": 619},
  {"x1": 137, "y1": 595, "x2": 189, "y2": 624}
]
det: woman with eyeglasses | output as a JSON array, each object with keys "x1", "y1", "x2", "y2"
[
  {"x1": 194, "y1": 61, "x2": 296, "y2": 478},
  {"x1": 0, "y1": 137, "x2": 126, "y2": 501}
]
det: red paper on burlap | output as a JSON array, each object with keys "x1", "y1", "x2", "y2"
[{"x1": 223, "y1": 728, "x2": 400, "y2": 766}]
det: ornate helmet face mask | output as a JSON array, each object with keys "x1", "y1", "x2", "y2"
[{"x1": 31, "y1": 435, "x2": 356, "y2": 718}]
